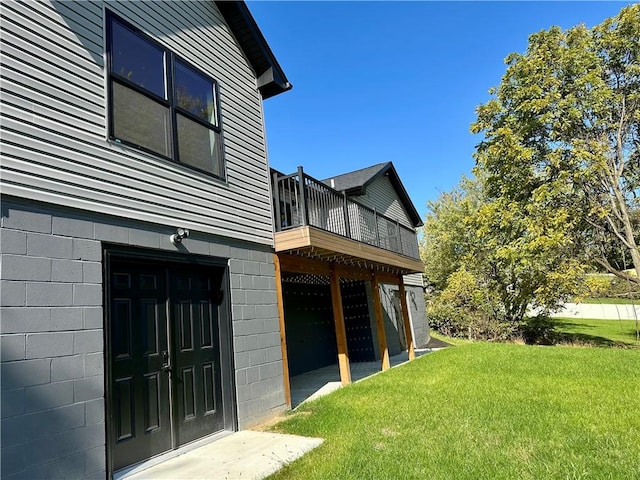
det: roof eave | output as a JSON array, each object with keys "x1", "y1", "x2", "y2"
[{"x1": 215, "y1": 1, "x2": 292, "y2": 99}]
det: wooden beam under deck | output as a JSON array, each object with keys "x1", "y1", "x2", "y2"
[
  {"x1": 330, "y1": 265, "x2": 352, "y2": 385},
  {"x1": 273, "y1": 254, "x2": 292, "y2": 408},
  {"x1": 274, "y1": 226, "x2": 424, "y2": 275}
]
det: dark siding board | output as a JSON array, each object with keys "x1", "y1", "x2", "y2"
[
  {"x1": 222, "y1": 129, "x2": 267, "y2": 158},
  {"x1": 1, "y1": 2, "x2": 103, "y2": 59},
  {"x1": 218, "y1": 101, "x2": 264, "y2": 134},
  {"x1": 1, "y1": 42, "x2": 103, "y2": 105},
  {"x1": 4, "y1": 112, "x2": 269, "y2": 202},
  {"x1": 40, "y1": 0, "x2": 103, "y2": 41},
  {"x1": 2, "y1": 162, "x2": 270, "y2": 234},
  {"x1": 353, "y1": 177, "x2": 413, "y2": 228},
  {"x1": 1, "y1": 169, "x2": 272, "y2": 243},
  {"x1": 0, "y1": 21, "x2": 103, "y2": 84},
  {"x1": 1, "y1": 89, "x2": 104, "y2": 136},
  {"x1": 49, "y1": 0, "x2": 104, "y2": 30},
  {"x1": 1, "y1": 130, "x2": 272, "y2": 223},
  {"x1": 2, "y1": 36, "x2": 104, "y2": 104},
  {"x1": 1, "y1": 56, "x2": 103, "y2": 117},
  {"x1": 1, "y1": 131, "x2": 271, "y2": 222}
]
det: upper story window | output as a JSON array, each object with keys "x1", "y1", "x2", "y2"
[{"x1": 107, "y1": 12, "x2": 224, "y2": 178}]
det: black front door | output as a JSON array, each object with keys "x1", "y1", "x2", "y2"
[{"x1": 108, "y1": 258, "x2": 226, "y2": 472}]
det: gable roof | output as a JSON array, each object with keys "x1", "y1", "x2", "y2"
[
  {"x1": 215, "y1": 1, "x2": 292, "y2": 99},
  {"x1": 323, "y1": 162, "x2": 423, "y2": 227}
]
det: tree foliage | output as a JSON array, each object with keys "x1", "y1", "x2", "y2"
[
  {"x1": 422, "y1": 5, "x2": 640, "y2": 340},
  {"x1": 472, "y1": 4, "x2": 640, "y2": 285},
  {"x1": 422, "y1": 175, "x2": 584, "y2": 340}
]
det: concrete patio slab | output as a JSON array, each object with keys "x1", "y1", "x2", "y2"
[
  {"x1": 290, "y1": 348, "x2": 435, "y2": 408},
  {"x1": 120, "y1": 430, "x2": 323, "y2": 480}
]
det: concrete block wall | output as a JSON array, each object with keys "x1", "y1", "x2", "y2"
[
  {"x1": 229, "y1": 247, "x2": 285, "y2": 428},
  {"x1": 1, "y1": 196, "x2": 285, "y2": 478},
  {"x1": 1, "y1": 206, "x2": 105, "y2": 480}
]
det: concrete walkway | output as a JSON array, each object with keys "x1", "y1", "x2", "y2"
[
  {"x1": 550, "y1": 302, "x2": 640, "y2": 320},
  {"x1": 120, "y1": 430, "x2": 323, "y2": 480}
]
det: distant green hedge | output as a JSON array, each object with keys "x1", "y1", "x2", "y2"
[{"x1": 582, "y1": 274, "x2": 639, "y2": 300}]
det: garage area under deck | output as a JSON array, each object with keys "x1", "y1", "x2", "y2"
[
  {"x1": 271, "y1": 166, "x2": 426, "y2": 409},
  {"x1": 273, "y1": 246, "x2": 424, "y2": 409}
]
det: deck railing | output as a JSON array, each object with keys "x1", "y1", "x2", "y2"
[{"x1": 272, "y1": 167, "x2": 420, "y2": 260}]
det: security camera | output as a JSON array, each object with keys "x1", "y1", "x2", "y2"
[{"x1": 170, "y1": 228, "x2": 190, "y2": 245}]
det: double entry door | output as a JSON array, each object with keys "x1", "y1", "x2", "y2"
[{"x1": 107, "y1": 256, "x2": 228, "y2": 472}]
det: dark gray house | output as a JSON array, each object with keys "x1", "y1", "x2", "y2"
[
  {"x1": 0, "y1": 1, "x2": 428, "y2": 478},
  {"x1": 1, "y1": 1, "x2": 291, "y2": 478}
]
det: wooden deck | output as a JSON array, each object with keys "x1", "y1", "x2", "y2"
[{"x1": 274, "y1": 226, "x2": 424, "y2": 275}]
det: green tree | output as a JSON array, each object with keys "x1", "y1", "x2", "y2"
[
  {"x1": 420, "y1": 175, "x2": 483, "y2": 290},
  {"x1": 422, "y1": 173, "x2": 584, "y2": 337},
  {"x1": 472, "y1": 4, "x2": 640, "y2": 286}
]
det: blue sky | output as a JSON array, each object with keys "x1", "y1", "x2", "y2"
[{"x1": 247, "y1": 1, "x2": 632, "y2": 219}]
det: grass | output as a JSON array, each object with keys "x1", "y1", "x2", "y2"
[
  {"x1": 267, "y1": 343, "x2": 640, "y2": 480},
  {"x1": 552, "y1": 317, "x2": 640, "y2": 348},
  {"x1": 580, "y1": 297, "x2": 639, "y2": 305}
]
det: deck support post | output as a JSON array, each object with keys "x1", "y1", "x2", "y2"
[
  {"x1": 371, "y1": 270, "x2": 390, "y2": 371},
  {"x1": 398, "y1": 275, "x2": 415, "y2": 360},
  {"x1": 330, "y1": 264, "x2": 351, "y2": 385},
  {"x1": 273, "y1": 254, "x2": 292, "y2": 408}
]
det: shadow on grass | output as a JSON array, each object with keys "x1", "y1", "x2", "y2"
[
  {"x1": 526, "y1": 317, "x2": 640, "y2": 349},
  {"x1": 554, "y1": 329, "x2": 634, "y2": 348}
]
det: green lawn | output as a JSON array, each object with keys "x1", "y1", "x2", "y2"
[
  {"x1": 268, "y1": 343, "x2": 640, "y2": 479},
  {"x1": 553, "y1": 317, "x2": 640, "y2": 347}
]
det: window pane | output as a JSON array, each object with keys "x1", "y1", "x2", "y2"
[
  {"x1": 111, "y1": 19, "x2": 166, "y2": 98},
  {"x1": 175, "y1": 61, "x2": 217, "y2": 126},
  {"x1": 113, "y1": 82, "x2": 172, "y2": 157},
  {"x1": 177, "y1": 114, "x2": 223, "y2": 177}
]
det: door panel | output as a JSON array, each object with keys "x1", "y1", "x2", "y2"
[
  {"x1": 171, "y1": 269, "x2": 224, "y2": 446},
  {"x1": 108, "y1": 259, "x2": 227, "y2": 472},
  {"x1": 110, "y1": 263, "x2": 171, "y2": 472}
]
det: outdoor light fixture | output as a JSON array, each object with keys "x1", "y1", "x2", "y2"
[{"x1": 170, "y1": 227, "x2": 190, "y2": 245}]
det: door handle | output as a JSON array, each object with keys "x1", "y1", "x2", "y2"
[{"x1": 161, "y1": 350, "x2": 172, "y2": 374}]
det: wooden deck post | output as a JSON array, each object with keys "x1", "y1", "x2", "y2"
[
  {"x1": 273, "y1": 254, "x2": 292, "y2": 408},
  {"x1": 371, "y1": 271, "x2": 390, "y2": 371},
  {"x1": 398, "y1": 275, "x2": 415, "y2": 361},
  {"x1": 330, "y1": 264, "x2": 351, "y2": 385}
]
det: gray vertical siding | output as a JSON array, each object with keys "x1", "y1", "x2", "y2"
[
  {"x1": 0, "y1": 0, "x2": 274, "y2": 245},
  {"x1": 0, "y1": 197, "x2": 285, "y2": 479}
]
